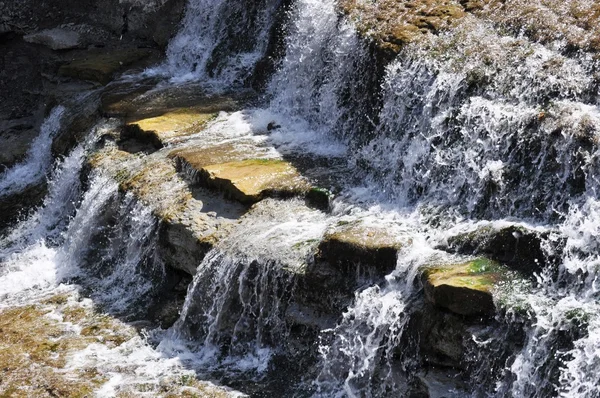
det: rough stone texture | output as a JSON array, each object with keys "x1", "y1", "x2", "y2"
[
  {"x1": 442, "y1": 224, "x2": 562, "y2": 275},
  {"x1": 421, "y1": 257, "x2": 510, "y2": 316},
  {"x1": 197, "y1": 159, "x2": 312, "y2": 205},
  {"x1": 58, "y1": 48, "x2": 156, "y2": 85},
  {"x1": 476, "y1": 0, "x2": 600, "y2": 53},
  {"x1": 1, "y1": 0, "x2": 185, "y2": 49},
  {"x1": 341, "y1": 0, "x2": 600, "y2": 60},
  {"x1": 317, "y1": 222, "x2": 409, "y2": 277},
  {"x1": 340, "y1": 0, "x2": 467, "y2": 57},
  {"x1": 23, "y1": 28, "x2": 82, "y2": 50}
]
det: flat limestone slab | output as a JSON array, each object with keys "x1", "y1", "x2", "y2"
[
  {"x1": 421, "y1": 258, "x2": 511, "y2": 316},
  {"x1": 125, "y1": 108, "x2": 218, "y2": 147},
  {"x1": 199, "y1": 159, "x2": 312, "y2": 204}
]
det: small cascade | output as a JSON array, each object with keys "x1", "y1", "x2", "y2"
[
  {"x1": 155, "y1": 0, "x2": 283, "y2": 87},
  {"x1": 312, "y1": 237, "x2": 436, "y2": 398},
  {"x1": 355, "y1": 22, "x2": 600, "y2": 221},
  {"x1": 0, "y1": 106, "x2": 65, "y2": 198},
  {"x1": 268, "y1": 0, "x2": 379, "y2": 141},
  {"x1": 164, "y1": 199, "x2": 328, "y2": 375}
]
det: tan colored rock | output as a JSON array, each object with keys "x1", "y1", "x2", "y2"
[
  {"x1": 125, "y1": 109, "x2": 217, "y2": 147},
  {"x1": 87, "y1": 146, "x2": 245, "y2": 275},
  {"x1": 199, "y1": 159, "x2": 312, "y2": 204},
  {"x1": 59, "y1": 48, "x2": 155, "y2": 85},
  {"x1": 421, "y1": 257, "x2": 510, "y2": 316},
  {"x1": 171, "y1": 142, "x2": 263, "y2": 170}
]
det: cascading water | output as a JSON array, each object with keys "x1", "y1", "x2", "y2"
[
  {"x1": 4, "y1": 0, "x2": 600, "y2": 396},
  {"x1": 158, "y1": 199, "x2": 328, "y2": 377},
  {"x1": 0, "y1": 106, "x2": 65, "y2": 198},
  {"x1": 152, "y1": 0, "x2": 283, "y2": 87}
]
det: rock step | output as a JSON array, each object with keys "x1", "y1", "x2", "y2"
[
  {"x1": 441, "y1": 224, "x2": 562, "y2": 275},
  {"x1": 421, "y1": 257, "x2": 513, "y2": 316},
  {"x1": 316, "y1": 222, "x2": 410, "y2": 277},
  {"x1": 173, "y1": 148, "x2": 330, "y2": 208}
]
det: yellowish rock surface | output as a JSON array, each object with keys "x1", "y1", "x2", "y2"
[
  {"x1": 422, "y1": 258, "x2": 510, "y2": 316},
  {"x1": 200, "y1": 159, "x2": 311, "y2": 204},
  {"x1": 127, "y1": 109, "x2": 217, "y2": 144}
]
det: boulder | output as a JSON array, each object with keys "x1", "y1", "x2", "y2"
[
  {"x1": 23, "y1": 28, "x2": 82, "y2": 50},
  {"x1": 442, "y1": 224, "x2": 561, "y2": 275},
  {"x1": 421, "y1": 257, "x2": 511, "y2": 316}
]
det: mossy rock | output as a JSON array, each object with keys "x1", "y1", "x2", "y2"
[
  {"x1": 59, "y1": 48, "x2": 154, "y2": 85},
  {"x1": 317, "y1": 223, "x2": 409, "y2": 277},
  {"x1": 197, "y1": 158, "x2": 312, "y2": 205},
  {"x1": 421, "y1": 257, "x2": 512, "y2": 316}
]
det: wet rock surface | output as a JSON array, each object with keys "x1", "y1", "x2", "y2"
[{"x1": 421, "y1": 257, "x2": 513, "y2": 316}]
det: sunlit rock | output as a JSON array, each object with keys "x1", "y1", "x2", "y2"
[{"x1": 421, "y1": 257, "x2": 513, "y2": 316}]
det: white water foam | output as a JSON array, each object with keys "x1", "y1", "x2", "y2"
[{"x1": 0, "y1": 106, "x2": 65, "y2": 197}]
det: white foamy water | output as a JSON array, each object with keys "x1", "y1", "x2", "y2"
[
  {"x1": 0, "y1": 106, "x2": 65, "y2": 197},
  {"x1": 148, "y1": 0, "x2": 279, "y2": 87}
]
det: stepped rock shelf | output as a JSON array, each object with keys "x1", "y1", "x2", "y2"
[
  {"x1": 78, "y1": 78, "x2": 533, "y2": 393},
  {"x1": 3, "y1": 0, "x2": 597, "y2": 395}
]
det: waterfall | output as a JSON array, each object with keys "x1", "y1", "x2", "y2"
[
  {"x1": 160, "y1": 199, "x2": 328, "y2": 375},
  {"x1": 3, "y1": 0, "x2": 600, "y2": 396},
  {"x1": 0, "y1": 106, "x2": 65, "y2": 198},
  {"x1": 153, "y1": 0, "x2": 283, "y2": 87}
]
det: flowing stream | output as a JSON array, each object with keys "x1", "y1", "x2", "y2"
[{"x1": 2, "y1": 0, "x2": 600, "y2": 397}]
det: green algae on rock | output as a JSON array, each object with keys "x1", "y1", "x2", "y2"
[{"x1": 421, "y1": 257, "x2": 512, "y2": 316}]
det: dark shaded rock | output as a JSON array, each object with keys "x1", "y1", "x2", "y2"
[
  {"x1": 157, "y1": 220, "x2": 212, "y2": 276},
  {"x1": 58, "y1": 48, "x2": 156, "y2": 85},
  {"x1": 0, "y1": 181, "x2": 47, "y2": 231},
  {"x1": 0, "y1": 117, "x2": 39, "y2": 169},
  {"x1": 442, "y1": 225, "x2": 561, "y2": 275},
  {"x1": 305, "y1": 187, "x2": 332, "y2": 212},
  {"x1": 23, "y1": 28, "x2": 82, "y2": 50}
]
